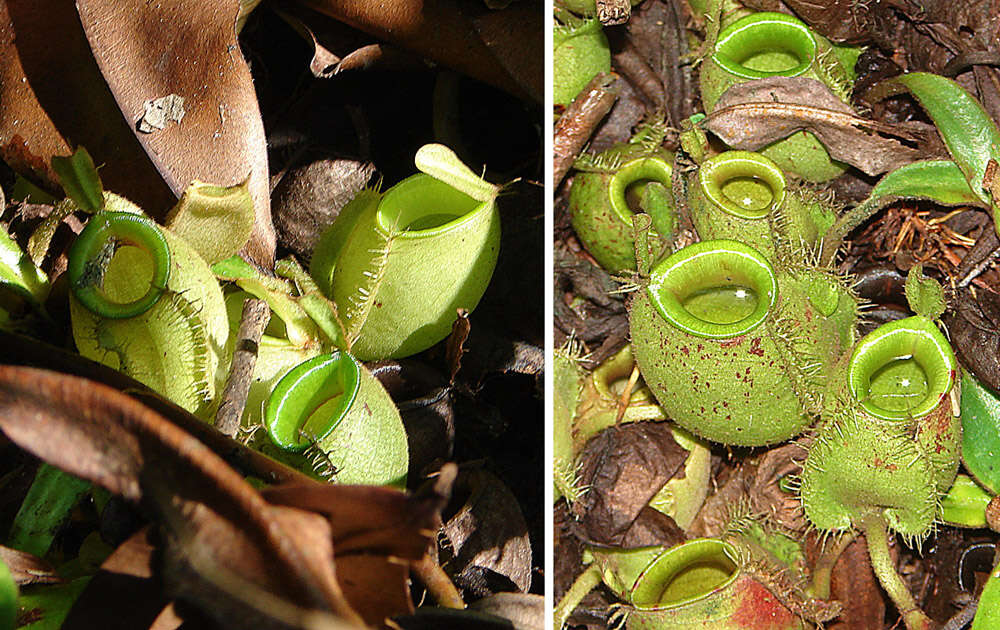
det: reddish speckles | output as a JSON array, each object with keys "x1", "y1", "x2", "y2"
[
  {"x1": 720, "y1": 336, "x2": 744, "y2": 348},
  {"x1": 680, "y1": 346, "x2": 690, "y2": 356},
  {"x1": 873, "y1": 457, "x2": 898, "y2": 471},
  {"x1": 748, "y1": 337, "x2": 764, "y2": 357},
  {"x1": 697, "y1": 344, "x2": 704, "y2": 352}
]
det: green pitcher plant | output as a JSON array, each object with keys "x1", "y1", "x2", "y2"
[
  {"x1": 618, "y1": 538, "x2": 805, "y2": 630},
  {"x1": 310, "y1": 144, "x2": 501, "y2": 360},
  {"x1": 569, "y1": 142, "x2": 676, "y2": 273},
  {"x1": 263, "y1": 351, "x2": 408, "y2": 488},
  {"x1": 699, "y1": 12, "x2": 855, "y2": 182},
  {"x1": 553, "y1": 10, "x2": 612, "y2": 107},
  {"x1": 557, "y1": 523, "x2": 820, "y2": 630},
  {"x1": 68, "y1": 193, "x2": 231, "y2": 419},
  {"x1": 629, "y1": 238, "x2": 855, "y2": 446},
  {"x1": 799, "y1": 314, "x2": 960, "y2": 630},
  {"x1": 688, "y1": 150, "x2": 835, "y2": 260}
]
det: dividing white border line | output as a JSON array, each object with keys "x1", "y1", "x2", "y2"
[{"x1": 544, "y1": 0, "x2": 556, "y2": 627}]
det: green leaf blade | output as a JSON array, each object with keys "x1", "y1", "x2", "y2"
[
  {"x1": 961, "y1": 373, "x2": 1000, "y2": 494},
  {"x1": 51, "y1": 147, "x2": 105, "y2": 213},
  {"x1": 894, "y1": 73, "x2": 1000, "y2": 203}
]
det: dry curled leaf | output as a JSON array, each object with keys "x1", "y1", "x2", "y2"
[
  {"x1": 944, "y1": 285, "x2": 1000, "y2": 392},
  {"x1": 0, "y1": 366, "x2": 362, "y2": 627},
  {"x1": 0, "y1": 0, "x2": 174, "y2": 209},
  {"x1": 573, "y1": 423, "x2": 688, "y2": 547},
  {"x1": 0, "y1": 545, "x2": 60, "y2": 586},
  {"x1": 702, "y1": 76, "x2": 939, "y2": 176}
]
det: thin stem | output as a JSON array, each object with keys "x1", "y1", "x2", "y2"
[
  {"x1": 615, "y1": 365, "x2": 642, "y2": 426},
  {"x1": 554, "y1": 564, "x2": 602, "y2": 630},
  {"x1": 810, "y1": 530, "x2": 856, "y2": 600},
  {"x1": 412, "y1": 553, "x2": 465, "y2": 610},
  {"x1": 862, "y1": 515, "x2": 934, "y2": 630},
  {"x1": 215, "y1": 298, "x2": 270, "y2": 438},
  {"x1": 820, "y1": 197, "x2": 885, "y2": 266}
]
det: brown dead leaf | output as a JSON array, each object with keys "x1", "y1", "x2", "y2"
[
  {"x1": 573, "y1": 423, "x2": 688, "y2": 547},
  {"x1": 468, "y1": 592, "x2": 544, "y2": 630},
  {"x1": 446, "y1": 309, "x2": 472, "y2": 384},
  {"x1": 702, "y1": 76, "x2": 939, "y2": 176},
  {"x1": 0, "y1": 0, "x2": 175, "y2": 209},
  {"x1": 440, "y1": 466, "x2": 533, "y2": 594},
  {"x1": 741, "y1": 0, "x2": 873, "y2": 44},
  {"x1": 62, "y1": 528, "x2": 175, "y2": 630},
  {"x1": 748, "y1": 442, "x2": 809, "y2": 533},
  {"x1": 271, "y1": 157, "x2": 375, "y2": 260},
  {"x1": 944, "y1": 285, "x2": 1000, "y2": 392},
  {"x1": 75, "y1": 0, "x2": 275, "y2": 267},
  {"x1": 623, "y1": 0, "x2": 693, "y2": 126},
  {"x1": 805, "y1": 534, "x2": 885, "y2": 630},
  {"x1": 0, "y1": 329, "x2": 310, "y2": 486}
]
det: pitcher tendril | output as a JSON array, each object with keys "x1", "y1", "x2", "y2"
[{"x1": 67, "y1": 212, "x2": 171, "y2": 319}]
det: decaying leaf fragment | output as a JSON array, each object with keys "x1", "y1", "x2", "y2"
[
  {"x1": 138, "y1": 95, "x2": 186, "y2": 134},
  {"x1": 573, "y1": 423, "x2": 688, "y2": 547},
  {"x1": 702, "y1": 76, "x2": 941, "y2": 176}
]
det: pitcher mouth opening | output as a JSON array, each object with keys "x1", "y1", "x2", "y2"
[
  {"x1": 266, "y1": 352, "x2": 362, "y2": 450},
  {"x1": 630, "y1": 538, "x2": 740, "y2": 610},
  {"x1": 712, "y1": 12, "x2": 817, "y2": 80},
  {"x1": 378, "y1": 174, "x2": 483, "y2": 235},
  {"x1": 608, "y1": 157, "x2": 674, "y2": 227},
  {"x1": 699, "y1": 151, "x2": 786, "y2": 220},
  {"x1": 647, "y1": 240, "x2": 777, "y2": 339},
  {"x1": 847, "y1": 317, "x2": 957, "y2": 421}
]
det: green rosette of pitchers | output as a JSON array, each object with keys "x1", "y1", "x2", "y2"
[
  {"x1": 689, "y1": 151, "x2": 835, "y2": 259},
  {"x1": 310, "y1": 144, "x2": 500, "y2": 360},
  {"x1": 699, "y1": 12, "x2": 856, "y2": 182},
  {"x1": 629, "y1": 239, "x2": 855, "y2": 446}
]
